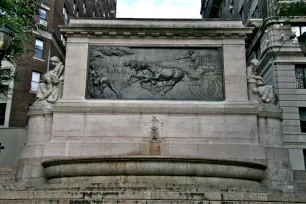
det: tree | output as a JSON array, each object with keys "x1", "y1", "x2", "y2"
[{"x1": 0, "y1": 0, "x2": 39, "y2": 94}]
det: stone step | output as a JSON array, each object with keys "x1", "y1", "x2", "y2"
[
  {"x1": 0, "y1": 191, "x2": 306, "y2": 203},
  {"x1": 0, "y1": 200, "x2": 283, "y2": 204},
  {"x1": 294, "y1": 183, "x2": 306, "y2": 191},
  {"x1": 25, "y1": 182, "x2": 266, "y2": 192},
  {"x1": 0, "y1": 201, "x2": 61, "y2": 204},
  {"x1": 294, "y1": 175, "x2": 306, "y2": 180},
  {"x1": 293, "y1": 170, "x2": 306, "y2": 179},
  {"x1": 0, "y1": 191, "x2": 219, "y2": 201},
  {"x1": 294, "y1": 180, "x2": 306, "y2": 184},
  {"x1": 293, "y1": 170, "x2": 306, "y2": 176},
  {"x1": 27, "y1": 186, "x2": 266, "y2": 193},
  {"x1": 1, "y1": 191, "x2": 306, "y2": 202}
]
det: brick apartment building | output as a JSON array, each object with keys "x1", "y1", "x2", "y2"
[
  {"x1": 7, "y1": 0, "x2": 116, "y2": 128},
  {"x1": 0, "y1": 0, "x2": 116, "y2": 166}
]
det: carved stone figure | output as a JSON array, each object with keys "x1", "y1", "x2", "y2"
[
  {"x1": 90, "y1": 67, "x2": 122, "y2": 99},
  {"x1": 125, "y1": 60, "x2": 185, "y2": 95},
  {"x1": 247, "y1": 59, "x2": 275, "y2": 104},
  {"x1": 36, "y1": 56, "x2": 65, "y2": 103}
]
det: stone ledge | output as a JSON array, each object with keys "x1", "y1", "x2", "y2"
[
  {"x1": 28, "y1": 101, "x2": 53, "y2": 117},
  {"x1": 60, "y1": 19, "x2": 253, "y2": 39},
  {"x1": 257, "y1": 111, "x2": 283, "y2": 120},
  {"x1": 256, "y1": 104, "x2": 283, "y2": 120},
  {"x1": 52, "y1": 101, "x2": 258, "y2": 115}
]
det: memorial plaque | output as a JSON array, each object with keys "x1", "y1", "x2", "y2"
[{"x1": 86, "y1": 46, "x2": 224, "y2": 100}]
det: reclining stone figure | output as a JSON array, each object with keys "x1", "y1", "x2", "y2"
[{"x1": 36, "y1": 56, "x2": 64, "y2": 103}]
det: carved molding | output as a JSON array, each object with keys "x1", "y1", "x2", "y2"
[{"x1": 60, "y1": 19, "x2": 253, "y2": 39}]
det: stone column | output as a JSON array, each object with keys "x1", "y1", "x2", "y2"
[
  {"x1": 16, "y1": 101, "x2": 53, "y2": 183},
  {"x1": 257, "y1": 104, "x2": 294, "y2": 191},
  {"x1": 223, "y1": 44, "x2": 249, "y2": 101},
  {"x1": 62, "y1": 37, "x2": 89, "y2": 100}
]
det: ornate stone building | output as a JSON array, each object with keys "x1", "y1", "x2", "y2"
[
  {"x1": 202, "y1": 0, "x2": 306, "y2": 178},
  {"x1": 247, "y1": 17, "x2": 306, "y2": 172}
]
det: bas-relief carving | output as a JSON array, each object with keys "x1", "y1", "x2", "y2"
[
  {"x1": 36, "y1": 56, "x2": 65, "y2": 103},
  {"x1": 247, "y1": 59, "x2": 276, "y2": 104},
  {"x1": 87, "y1": 47, "x2": 224, "y2": 100},
  {"x1": 145, "y1": 116, "x2": 164, "y2": 139}
]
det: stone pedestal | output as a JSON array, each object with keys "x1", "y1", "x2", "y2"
[
  {"x1": 16, "y1": 101, "x2": 53, "y2": 183},
  {"x1": 13, "y1": 19, "x2": 295, "y2": 193},
  {"x1": 257, "y1": 104, "x2": 294, "y2": 191}
]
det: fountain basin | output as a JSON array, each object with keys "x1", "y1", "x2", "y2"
[{"x1": 42, "y1": 156, "x2": 266, "y2": 187}]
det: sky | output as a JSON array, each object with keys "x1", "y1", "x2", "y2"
[{"x1": 116, "y1": 0, "x2": 202, "y2": 19}]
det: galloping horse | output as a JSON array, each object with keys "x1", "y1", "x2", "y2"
[{"x1": 125, "y1": 60, "x2": 185, "y2": 95}]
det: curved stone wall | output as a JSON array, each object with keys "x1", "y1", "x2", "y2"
[{"x1": 42, "y1": 156, "x2": 267, "y2": 188}]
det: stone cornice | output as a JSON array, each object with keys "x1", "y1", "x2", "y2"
[
  {"x1": 59, "y1": 19, "x2": 253, "y2": 38},
  {"x1": 247, "y1": 16, "x2": 306, "y2": 57}
]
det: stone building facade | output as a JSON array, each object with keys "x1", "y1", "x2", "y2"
[
  {"x1": 202, "y1": 0, "x2": 306, "y2": 171},
  {"x1": 201, "y1": 0, "x2": 286, "y2": 25},
  {"x1": 247, "y1": 17, "x2": 306, "y2": 170}
]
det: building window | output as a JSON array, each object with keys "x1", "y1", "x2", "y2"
[
  {"x1": 299, "y1": 108, "x2": 306, "y2": 133},
  {"x1": 38, "y1": 8, "x2": 47, "y2": 26},
  {"x1": 93, "y1": 11, "x2": 96, "y2": 18},
  {"x1": 83, "y1": 3, "x2": 86, "y2": 15},
  {"x1": 292, "y1": 25, "x2": 306, "y2": 37},
  {"x1": 63, "y1": 7, "x2": 69, "y2": 25},
  {"x1": 61, "y1": 34, "x2": 66, "y2": 47},
  {"x1": 73, "y1": 0, "x2": 76, "y2": 14},
  {"x1": 0, "y1": 103, "x2": 6, "y2": 125},
  {"x1": 76, "y1": 9, "x2": 79, "y2": 17},
  {"x1": 31, "y1": 71, "x2": 41, "y2": 92},
  {"x1": 229, "y1": 1, "x2": 234, "y2": 16},
  {"x1": 296, "y1": 65, "x2": 306, "y2": 89},
  {"x1": 34, "y1": 39, "x2": 44, "y2": 59}
]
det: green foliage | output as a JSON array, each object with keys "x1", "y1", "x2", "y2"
[
  {"x1": 0, "y1": 0, "x2": 39, "y2": 59},
  {"x1": 0, "y1": 0, "x2": 39, "y2": 94},
  {"x1": 279, "y1": 1, "x2": 306, "y2": 17}
]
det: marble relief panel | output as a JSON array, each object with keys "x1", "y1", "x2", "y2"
[{"x1": 86, "y1": 46, "x2": 224, "y2": 101}]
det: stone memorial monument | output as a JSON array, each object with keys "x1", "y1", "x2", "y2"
[{"x1": 3, "y1": 19, "x2": 304, "y2": 203}]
